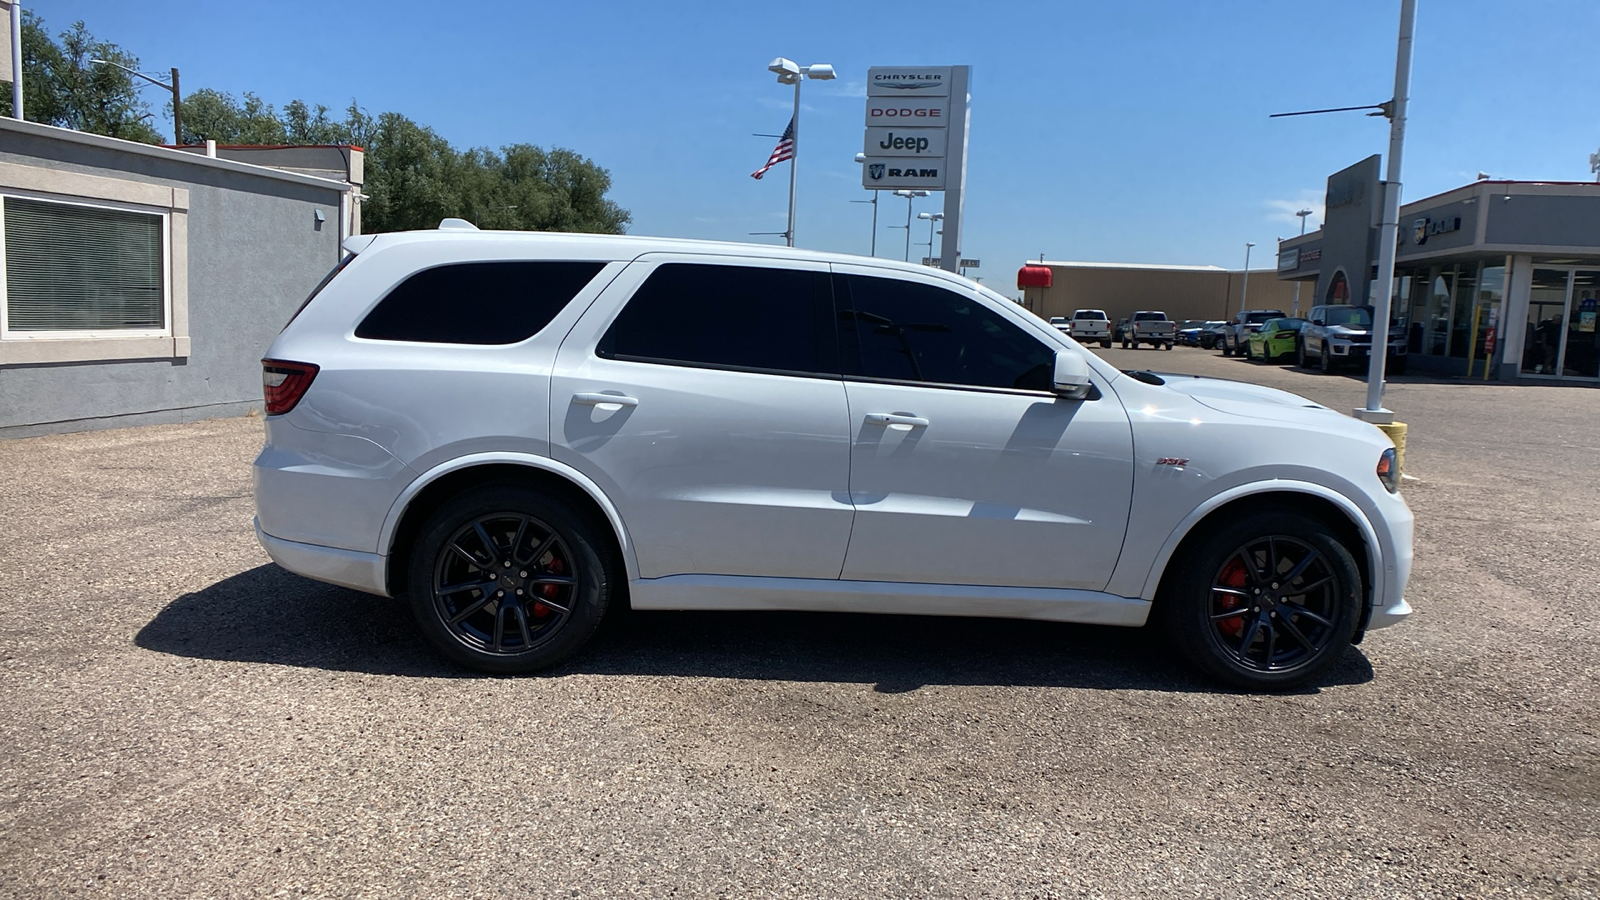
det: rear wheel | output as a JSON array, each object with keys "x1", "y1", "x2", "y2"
[
  {"x1": 1158, "y1": 510, "x2": 1362, "y2": 690},
  {"x1": 407, "y1": 483, "x2": 614, "y2": 674},
  {"x1": 1101, "y1": 339, "x2": 1112, "y2": 349}
]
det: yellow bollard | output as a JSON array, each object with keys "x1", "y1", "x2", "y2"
[{"x1": 1375, "y1": 421, "x2": 1408, "y2": 477}]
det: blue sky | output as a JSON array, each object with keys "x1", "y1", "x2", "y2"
[{"x1": 34, "y1": 0, "x2": 1600, "y2": 288}]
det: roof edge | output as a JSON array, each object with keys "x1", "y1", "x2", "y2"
[{"x1": 0, "y1": 117, "x2": 353, "y2": 191}]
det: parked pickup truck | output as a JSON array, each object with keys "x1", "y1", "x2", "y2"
[
  {"x1": 1122, "y1": 310, "x2": 1175, "y2": 350},
  {"x1": 1068, "y1": 309, "x2": 1112, "y2": 347}
]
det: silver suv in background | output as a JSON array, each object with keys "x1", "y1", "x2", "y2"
[
  {"x1": 1220, "y1": 309, "x2": 1286, "y2": 357},
  {"x1": 1298, "y1": 304, "x2": 1409, "y2": 375}
]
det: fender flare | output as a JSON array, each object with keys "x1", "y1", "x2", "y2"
[
  {"x1": 378, "y1": 452, "x2": 640, "y2": 582},
  {"x1": 1135, "y1": 480, "x2": 1386, "y2": 606}
]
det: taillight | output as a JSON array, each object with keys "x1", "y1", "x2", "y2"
[{"x1": 262, "y1": 360, "x2": 319, "y2": 415}]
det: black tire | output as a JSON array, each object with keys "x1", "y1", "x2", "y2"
[
  {"x1": 1296, "y1": 340, "x2": 1308, "y2": 369},
  {"x1": 1123, "y1": 339, "x2": 1132, "y2": 349},
  {"x1": 1319, "y1": 343, "x2": 1334, "y2": 374},
  {"x1": 1101, "y1": 339, "x2": 1112, "y2": 349},
  {"x1": 407, "y1": 483, "x2": 614, "y2": 674},
  {"x1": 1157, "y1": 509, "x2": 1363, "y2": 690},
  {"x1": 1221, "y1": 341, "x2": 1233, "y2": 357},
  {"x1": 1164, "y1": 342, "x2": 1173, "y2": 350}
]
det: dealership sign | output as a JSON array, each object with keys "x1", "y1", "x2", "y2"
[{"x1": 861, "y1": 65, "x2": 971, "y2": 273}]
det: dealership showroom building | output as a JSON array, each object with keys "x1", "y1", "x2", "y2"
[{"x1": 1278, "y1": 155, "x2": 1600, "y2": 382}]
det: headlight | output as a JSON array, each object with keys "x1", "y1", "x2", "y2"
[{"x1": 1376, "y1": 447, "x2": 1400, "y2": 493}]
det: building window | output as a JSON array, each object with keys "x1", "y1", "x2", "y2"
[{"x1": 2, "y1": 196, "x2": 167, "y2": 335}]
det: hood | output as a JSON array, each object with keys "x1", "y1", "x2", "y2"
[{"x1": 1133, "y1": 372, "x2": 1382, "y2": 433}]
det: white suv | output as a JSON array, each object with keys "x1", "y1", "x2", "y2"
[{"x1": 254, "y1": 224, "x2": 1412, "y2": 689}]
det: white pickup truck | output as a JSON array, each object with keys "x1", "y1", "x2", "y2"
[
  {"x1": 1123, "y1": 310, "x2": 1176, "y2": 350},
  {"x1": 1068, "y1": 309, "x2": 1112, "y2": 348}
]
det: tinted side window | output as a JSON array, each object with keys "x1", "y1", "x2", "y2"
[
  {"x1": 597, "y1": 263, "x2": 838, "y2": 376},
  {"x1": 356, "y1": 261, "x2": 605, "y2": 344},
  {"x1": 841, "y1": 274, "x2": 1054, "y2": 391}
]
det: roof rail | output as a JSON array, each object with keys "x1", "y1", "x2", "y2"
[{"x1": 438, "y1": 218, "x2": 479, "y2": 231}]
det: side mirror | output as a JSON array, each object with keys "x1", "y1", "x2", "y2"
[
  {"x1": 1052, "y1": 349, "x2": 1093, "y2": 400},
  {"x1": 1311, "y1": 318, "x2": 1324, "y2": 326}
]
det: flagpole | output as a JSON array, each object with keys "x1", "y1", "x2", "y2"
[{"x1": 786, "y1": 77, "x2": 799, "y2": 247}]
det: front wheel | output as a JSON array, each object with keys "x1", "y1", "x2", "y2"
[
  {"x1": 1319, "y1": 343, "x2": 1334, "y2": 374},
  {"x1": 1158, "y1": 510, "x2": 1363, "y2": 690},
  {"x1": 1297, "y1": 341, "x2": 1308, "y2": 369},
  {"x1": 407, "y1": 483, "x2": 614, "y2": 674}
]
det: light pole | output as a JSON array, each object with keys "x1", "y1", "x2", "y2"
[
  {"x1": 853, "y1": 153, "x2": 879, "y2": 256},
  {"x1": 766, "y1": 57, "x2": 835, "y2": 247},
  {"x1": 891, "y1": 189, "x2": 928, "y2": 262},
  {"x1": 90, "y1": 58, "x2": 181, "y2": 143},
  {"x1": 8, "y1": 1, "x2": 21, "y2": 121},
  {"x1": 1241, "y1": 241, "x2": 1254, "y2": 315},
  {"x1": 917, "y1": 212, "x2": 944, "y2": 264},
  {"x1": 1292, "y1": 208, "x2": 1313, "y2": 316},
  {"x1": 1361, "y1": 0, "x2": 1416, "y2": 420}
]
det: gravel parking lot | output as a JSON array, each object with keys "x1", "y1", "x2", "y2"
[{"x1": 2, "y1": 348, "x2": 1596, "y2": 899}]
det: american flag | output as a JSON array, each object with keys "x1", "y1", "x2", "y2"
[{"x1": 750, "y1": 117, "x2": 795, "y2": 180}]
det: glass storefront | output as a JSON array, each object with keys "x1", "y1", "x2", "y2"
[
  {"x1": 1396, "y1": 259, "x2": 1505, "y2": 376},
  {"x1": 1521, "y1": 268, "x2": 1600, "y2": 379}
]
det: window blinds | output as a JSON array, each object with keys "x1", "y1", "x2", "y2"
[{"x1": 4, "y1": 197, "x2": 164, "y2": 332}]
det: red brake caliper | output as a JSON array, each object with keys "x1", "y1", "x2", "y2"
[
  {"x1": 533, "y1": 555, "x2": 563, "y2": 617},
  {"x1": 1215, "y1": 558, "x2": 1247, "y2": 637}
]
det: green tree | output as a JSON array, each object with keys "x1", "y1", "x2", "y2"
[
  {"x1": 174, "y1": 88, "x2": 286, "y2": 144},
  {"x1": 0, "y1": 11, "x2": 163, "y2": 143}
]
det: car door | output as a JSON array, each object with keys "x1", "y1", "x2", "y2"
[
  {"x1": 549, "y1": 256, "x2": 855, "y2": 580},
  {"x1": 832, "y1": 264, "x2": 1135, "y2": 591}
]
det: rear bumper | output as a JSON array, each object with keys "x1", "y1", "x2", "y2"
[{"x1": 255, "y1": 517, "x2": 389, "y2": 597}]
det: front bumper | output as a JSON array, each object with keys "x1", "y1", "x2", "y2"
[{"x1": 255, "y1": 517, "x2": 389, "y2": 597}]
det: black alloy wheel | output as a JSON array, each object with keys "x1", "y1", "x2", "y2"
[
  {"x1": 408, "y1": 484, "x2": 613, "y2": 674},
  {"x1": 1158, "y1": 509, "x2": 1361, "y2": 690}
]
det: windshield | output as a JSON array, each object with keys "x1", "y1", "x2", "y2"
[
  {"x1": 1134, "y1": 312, "x2": 1167, "y2": 321},
  {"x1": 1324, "y1": 307, "x2": 1374, "y2": 327},
  {"x1": 1074, "y1": 311, "x2": 1107, "y2": 320},
  {"x1": 1245, "y1": 311, "x2": 1282, "y2": 323},
  {"x1": 1271, "y1": 318, "x2": 1306, "y2": 331}
]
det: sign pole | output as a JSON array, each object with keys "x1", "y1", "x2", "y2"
[
  {"x1": 938, "y1": 65, "x2": 970, "y2": 274},
  {"x1": 1360, "y1": 0, "x2": 1416, "y2": 421}
]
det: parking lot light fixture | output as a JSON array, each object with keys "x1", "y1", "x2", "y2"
[
  {"x1": 918, "y1": 212, "x2": 944, "y2": 264},
  {"x1": 766, "y1": 57, "x2": 836, "y2": 247},
  {"x1": 90, "y1": 58, "x2": 181, "y2": 143}
]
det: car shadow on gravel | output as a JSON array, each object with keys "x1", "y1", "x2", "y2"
[{"x1": 137, "y1": 564, "x2": 1375, "y2": 694}]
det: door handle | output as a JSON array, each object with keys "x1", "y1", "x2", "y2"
[
  {"x1": 573, "y1": 392, "x2": 639, "y2": 408},
  {"x1": 864, "y1": 413, "x2": 929, "y2": 428}
]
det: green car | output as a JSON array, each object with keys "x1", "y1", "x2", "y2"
[{"x1": 1246, "y1": 317, "x2": 1305, "y2": 362}]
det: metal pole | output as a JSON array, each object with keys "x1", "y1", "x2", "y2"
[
  {"x1": 170, "y1": 66, "x2": 181, "y2": 144},
  {"x1": 1292, "y1": 214, "x2": 1309, "y2": 316},
  {"x1": 1362, "y1": 0, "x2": 1416, "y2": 418},
  {"x1": 785, "y1": 77, "x2": 799, "y2": 247},
  {"x1": 927, "y1": 215, "x2": 937, "y2": 259},
  {"x1": 903, "y1": 194, "x2": 913, "y2": 262},
  {"x1": 9, "y1": 1, "x2": 22, "y2": 120},
  {"x1": 1239, "y1": 243, "x2": 1254, "y2": 315},
  {"x1": 870, "y1": 191, "x2": 878, "y2": 257}
]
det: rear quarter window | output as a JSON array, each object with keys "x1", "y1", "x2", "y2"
[{"x1": 355, "y1": 261, "x2": 606, "y2": 344}]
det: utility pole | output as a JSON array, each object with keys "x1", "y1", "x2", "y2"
[{"x1": 8, "y1": 1, "x2": 22, "y2": 120}]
